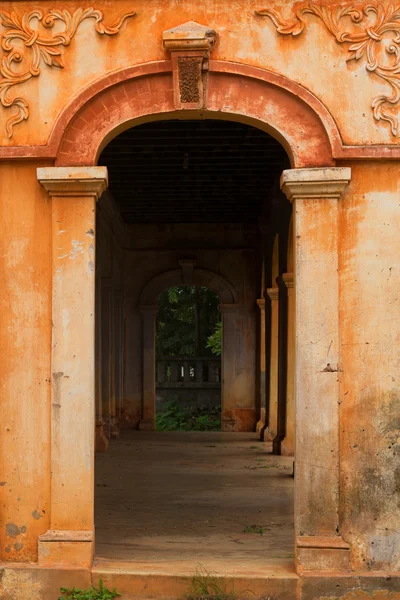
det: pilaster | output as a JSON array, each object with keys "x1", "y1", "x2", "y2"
[
  {"x1": 139, "y1": 305, "x2": 158, "y2": 431},
  {"x1": 37, "y1": 166, "x2": 108, "y2": 567},
  {"x1": 281, "y1": 167, "x2": 351, "y2": 573},
  {"x1": 256, "y1": 298, "x2": 267, "y2": 433},
  {"x1": 265, "y1": 286, "x2": 279, "y2": 442},
  {"x1": 219, "y1": 303, "x2": 240, "y2": 431},
  {"x1": 281, "y1": 273, "x2": 295, "y2": 457}
]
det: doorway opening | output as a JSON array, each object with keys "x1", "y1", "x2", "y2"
[
  {"x1": 156, "y1": 285, "x2": 222, "y2": 432},
  {"x1": 94, "y1": 118, "x2": 294, "y2": 571}
]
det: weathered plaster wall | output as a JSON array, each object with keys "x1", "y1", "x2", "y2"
[
  {"x1": 0, "y1": 163, "x2": 52, "y2": 561},
  {"x1": 0, "y1": 1, "x2": 398, "y2": 149},
  {"x1": 339, "y1": 161, "x2": 400, "y2": 571}
]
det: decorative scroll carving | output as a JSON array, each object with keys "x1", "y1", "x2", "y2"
[
  {"x1": 0, "y1": 8, "x2": 136, "y2": 138},
  {"x1": 255, "y1": 3, "x2": 400, "y2": 137},
  {"x1": 178, "y1": 57, "x2": 202, "y2": 103}
]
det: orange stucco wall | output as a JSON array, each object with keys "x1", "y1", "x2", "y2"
[
  {"x1": 1, "y1": 0, "x2": 400, "y2": 596},
  {"x1": 339, "y1": 162, "x2": 400, "y2": 571},
  {"x1": 0, "y1": 162, "x2": 52, "y2": 561}
]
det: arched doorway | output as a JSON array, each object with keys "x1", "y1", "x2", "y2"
[
  {"x1": 138, "y1": 263, "x2": 237, "y2": 432},
  {"x1": 36, "y1": 62, "x2": 351, "y2": 575},
  {"x1": 155, "y1": 285, "x2": 222, "y2": 433}
]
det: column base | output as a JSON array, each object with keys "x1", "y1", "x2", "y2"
[
  {"x1": 222, "y1": 409, "x2": 256, "y2": 431},
  {"x1": 281, "y1": 438, "x2": 295, "y2": 456},
  {"x1": 139, "y1": 419, "x2": 155, "y2": 431},
  {"x1": 95, "y1": 422, "x2": 109, "y2": 452},
  {"x1": 222, "y1": 416, "x2": 237, "y2": 432},
  {"x1": 110, "y1": 422, "x2": 120, "y2": 439},
  {"x1": 263, "y1": 427, "x2": 276, "y2": 442},
  {"x1": 255, "y1": 419, "x2": 265, "y2": 434},
  {"x1": 296, "y1": 536, "x2": 350, "y2": 573},
  {"x1": 38, "y1": 530, "x2": 94, "y2": 568}
]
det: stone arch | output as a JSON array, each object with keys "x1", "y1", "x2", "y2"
[
  {"x1": 53, "y1": 60, "x2": 338, "y2": 168},
  {"x1": 140, "y1": 266, "x2": 237, "y2": 307},
  {"x1": 139, "y1": 264, "x2": 240, "y2": 432}
]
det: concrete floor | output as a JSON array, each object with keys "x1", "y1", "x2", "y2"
[{"x1": 95, "y1": 431, "x2": 294, "y2": 574}]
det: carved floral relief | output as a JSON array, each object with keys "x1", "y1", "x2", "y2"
[
  {"x1": 0, "y1": 8, "x2": 136, "y2": 138},
  {"x1": 255, "y1": 2, "x2": 400, "y2": 137}
]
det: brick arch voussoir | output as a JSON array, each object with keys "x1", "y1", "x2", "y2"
[
  {"x1": 55, "y1": 61, "x2": 338, "y2": 168},
  {"x1": 140, "y1": 268, "x2": 238, "y2": 307}
]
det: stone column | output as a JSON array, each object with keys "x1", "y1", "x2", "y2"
[
  {"x1": 114, "y1": 291, "x2": 124, "y2": 427},
  {"x1": 139, "y1": 305, "x2": 158, "y2": 430},
  {"x1": 256, "y1": 298, "x2": 266, "y2": 433},
  {"x1": 100, "y1": 278, "x2": 113, "y2": 438},
  {"x1": 281, "y1": 273, "x2": 295, "y2": 456},
  {"x1": 281, "y1": 167, "x2": 351, "y2": 573},
  {"x1": 95, "y1": 269, "x2": 108, "y2": 452},
  {"x1": 219, "y1": 303, "x2": 239, "y2": 431},
  {"x1": 37, "y1": 166, "x2": 108, "y2": 568},
  {"x1": 266, "y1": 287, "x2": 279, "y2": 441}
]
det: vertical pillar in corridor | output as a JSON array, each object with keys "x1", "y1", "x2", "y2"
[
  {"x1": 140, "y1": 305, "x2": 158, "y2": 430},
  {"x1": 281, "y1": 167, "x2": 351, "y2": 572},
  {"x1": 281, "y1": 273, "x2": 294, "y2": 456},
  {"x1": 220, "y1": 303, "x2": 239, "y2": 431},
  {"x1": 37, "y1": 166, "x2": 108, "y2": 567},
  {"x1": 266, "y1": 286, "x2": 279, "y2": 441},
  {"x1": 95, "y1": 271, "x2": 108, "y2": 452},
  {"x1": 100, "y1": 278, "x2": 113, "y2": 438},
  {"x1": 114, "y1": 291, "x2": 124, "y2": 427},
  {"x1": 256, "y1": 298, "x2": 266, "y2": 433}
]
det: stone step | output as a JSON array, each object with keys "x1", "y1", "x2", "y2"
[{"x1": 92, "y1": 558, "x2": 298, "y2": 599}]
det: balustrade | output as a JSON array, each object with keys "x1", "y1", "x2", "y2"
[{"x1": 156, "y1": 357, "x2": 221, "y2": 388}]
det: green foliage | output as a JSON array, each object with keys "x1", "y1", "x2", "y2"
[
  {"x1": 243, "y1": 524, "x2": 266, "y2": 536},
  {"x1": 59, "y1": 579, "x2": 120, "y2": 600},
  {"x1": 155, "y1": 400, "x2": 187, "y2": 431},
  {"x1": 186, "y1": 566, "x2": 236, "y2": 600},
  {"x1": 206, "y1": 321, "x2": 222, "y2": 357},
  {"x1": 156, "y1": 401, "x2": 221, "y2": 431},
  {"x1": 157, "y1": 286, "x2": 221, "y2": 358}
]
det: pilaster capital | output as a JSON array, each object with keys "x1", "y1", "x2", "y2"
[
  {"x1": 282, "y1": 272, "x2": 294, "y2": 288},
  {"x1": 267, "y1": 287, "x2": 279, "y2": 301},
  {"x1": 256, "y1": 298, "x2": 265, "y2": 310},
  {"x1": 37, "y1": 167, "x2": 108, "y2": 199},
  {"x1": 280, "y1": 167, "x2": 351, "y2": 202},
  {"x1": 219, "y1": 303, "x2": 239, "y2": 314},
  {"x1": 139, "y1": 304, "x2": 158, "y2": 317}
]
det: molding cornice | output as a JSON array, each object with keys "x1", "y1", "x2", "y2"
[
  {"x1": 282, "y1": 273, "x2": 294, "y2": 289},
  {"x1": 280, "y1": 167, "x2": 351, "y2": 202},
  {"x1": 0, "y1": 8, "x2": 136, "y2": 138},
  {"x1": 163, "y1": 21, "x2": 217, "y2": 52},
  {"x1": 219, "y1": 303, "x2": 239, "y2": 314},
  {"x1": 255, "y1": 2, "x2": 400, "y2": 137},
  {"x1": 37, "y1": 166, "x2": 108, "y2": 198},
  {"x1": 257, "y1": 298, "x2": 266, "y2": 310},
  {"x1": 267, "y1": 287, "x2": 279, "y2": 301}
]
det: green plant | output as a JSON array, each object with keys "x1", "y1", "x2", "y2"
[
  {"x1": 59, "y1": 579, "x2": 120, "y2": 600},
  {"x1": 155, "y1": 400, "x2": 187, "y2": 431},
  {"x1": 186, "y1": 566, "x2": 235, "y2": 600},
  {"x1": 206, "y1": 321, "x2": 222, "y2": 356},
  {"x1": 156, "y1": 402, "x2": 221, "y2": 432},
  {"x1": 243, "y1": 524, "x2": 265, "y2": 536}
]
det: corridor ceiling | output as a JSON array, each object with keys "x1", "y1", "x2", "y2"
[{"x1": 99, "y1": 119, "x2": 288, "y2": 224}]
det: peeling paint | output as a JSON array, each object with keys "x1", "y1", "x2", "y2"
[
  {"x1": 6, "y1": 523, "x2": 20, "y2": 538},
  {"x1": 69, "y1": 239, "x2": 84, "y2": 259}
]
